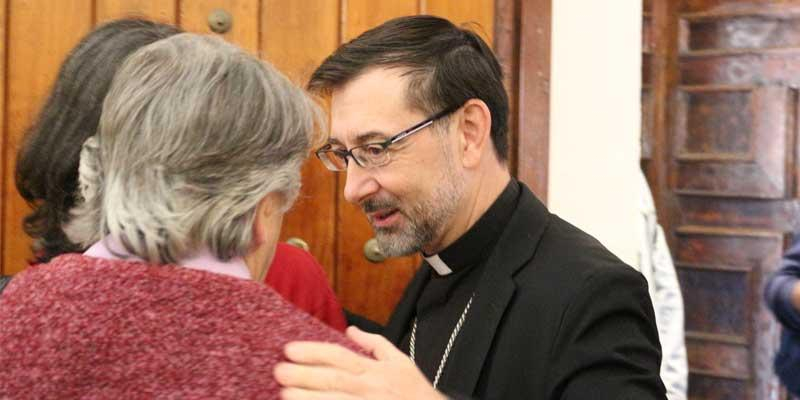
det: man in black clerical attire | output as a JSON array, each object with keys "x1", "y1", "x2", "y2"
[{"x1": 273, "y1": 15, "x2": 667, "y2": 400}]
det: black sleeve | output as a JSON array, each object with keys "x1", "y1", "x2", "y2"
[
  {"x1": 343, "y1": 309, "x2": 385, "y2": 334},
  {"x1": 547, "y1": 267, "x2": 667, "y2": 400}
]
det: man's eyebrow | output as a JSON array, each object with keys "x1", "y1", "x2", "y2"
[
  {"x1": 328, "y1": 131, "x2": 390, "y2": 147},
  {"x1": 326, "y1": 137, "x2": 345, "y2": 147},
  {"x1": 353, "y1": 131, "x2": 389, "y2": 145}
]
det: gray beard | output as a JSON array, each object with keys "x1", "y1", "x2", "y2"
[
  {"x1": 372, "y1": 207, "x2": 436, "y2": 258},
  {"x1": 368, "y1": 172, "x2": 464, "y2": 258}
]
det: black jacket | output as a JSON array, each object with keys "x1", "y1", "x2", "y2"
[{"x1": 384, "y1": 183, "x2": 666, "y2": 399}]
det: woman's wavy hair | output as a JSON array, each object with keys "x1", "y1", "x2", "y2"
[
  {"x1": 64, "y1": 33, "x2": 320, "y2": 264},
  {"x1": 15, "y1": 19, "x2": 181, "y2": 263}
]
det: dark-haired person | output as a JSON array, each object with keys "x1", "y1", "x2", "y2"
[
  {"x1": 274, "y1": 15, "x2": 666, "y2": 399},
  {"x1": 12, "y1": 18, "x2": 346, "y2": 331}
]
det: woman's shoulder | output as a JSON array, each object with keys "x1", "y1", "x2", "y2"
[{"x1": 3, "y1": 252, "x2": 355, "y2": 358}]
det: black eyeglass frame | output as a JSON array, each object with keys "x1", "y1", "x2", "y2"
[{"x1": 315, "y1": 104, "x2": 462, "y2": 171}]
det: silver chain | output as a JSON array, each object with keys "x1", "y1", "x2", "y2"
[{"x1": 409, "y1": 295, "x2": 474, "y2": 388}]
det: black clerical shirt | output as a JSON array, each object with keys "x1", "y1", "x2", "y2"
[{"x1": 399, "y1": 178, "x2": 520, "y2": 384}]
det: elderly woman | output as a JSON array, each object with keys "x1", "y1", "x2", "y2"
[
  {"x1": 11, "y1": 18, "x2": 346, "y2": 331},
  {"x1": 0, "y1": 33, "x2": 353, "y2": 397}
]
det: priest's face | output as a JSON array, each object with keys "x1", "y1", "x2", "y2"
[{"x1": 330, "y1": 68, "x2": 466, "y2": 257}]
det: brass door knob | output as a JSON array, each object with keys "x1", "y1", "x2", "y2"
[
  {"x1": 363, "y1": 238, "x2": 386, "y2": 263},
  {"x1": 208, "y1": 9, "x2": 233, "y2": 34},
  {"x1": 286, "y1": 237, "x2": 310, "y2": 252}
]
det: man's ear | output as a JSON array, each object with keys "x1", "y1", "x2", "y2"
[{"x1": 457, "y1": 99, "x2": 492, "y2": 169}]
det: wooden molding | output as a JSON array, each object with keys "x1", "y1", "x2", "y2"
[{"x1": 495, "y1": 0, "x2": 551, "y2": 203}]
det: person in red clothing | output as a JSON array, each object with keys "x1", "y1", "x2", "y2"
[
  {"x1": 269, "y1": 243, "x2": 347, "y2": 331},
  {"x1": 13, "y1": 18, "x2": 346, "y2": 330},
  {"x1": 1, "y1": 32, "x2": 354, "y2": 398}
]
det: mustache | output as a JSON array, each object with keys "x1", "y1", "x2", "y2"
[{"x1": 361, "y1": 197, "x2": 399, "y2": 213}]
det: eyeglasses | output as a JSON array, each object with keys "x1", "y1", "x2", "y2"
[{"x1": 315, "y1": 105, "x2": 461, "y2": 172}]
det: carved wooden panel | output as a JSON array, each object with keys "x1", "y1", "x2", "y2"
[
  {"x1": 645, "y1": 1, "x2": 800, "y2": 399},
  {"x1": 675, "y1": 226, "x2": 783, "y2": 269},
  {"x1": 680, "y1": 197, "x2": 800, "y2": 232},
  {"x1": 682, "y1": 1, "x2": 799, "y2": 14},
  {"x1": 682, "y1": 50, "x2": 800, "y2": 86},
  {"x1": 674, "y1": 86, "x2": 790, "y2": 199},
  {"x1": 678, "y1": 267, "x2": 751, "y2": 337},
  {"x1": 686, "y1": 338, "x2": 749, "y2": 379},
  {"x1": 688, "y1": 14, "x2": 800, "y2": 51},
  {"x1": 690, "y1": 375, "x2": 749, "y2": 399}
]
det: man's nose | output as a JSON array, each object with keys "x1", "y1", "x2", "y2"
[{"x1": 343, "y1": 161, "x2": 380, "y2": 205}]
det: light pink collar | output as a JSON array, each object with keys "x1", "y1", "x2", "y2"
[{"x1": 84, "y1": 237, "x2": 252, "y2": 280}]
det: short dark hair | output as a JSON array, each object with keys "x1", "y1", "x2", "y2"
[
  {"x1": 14, "y1": 18, "x2": 181, "y2": 263},
  {"x1": 308, "y1": 15, "x2": 509, "y2": 161}
]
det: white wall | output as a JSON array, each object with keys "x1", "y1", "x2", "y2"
[{"x1": 548, "y1": 0, "x2": 642, "y2": 266}]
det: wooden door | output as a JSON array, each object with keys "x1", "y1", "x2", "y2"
[
  {"x1": 643, "y1": 1, "x2": 800, "y2": 398},
  {"x1": 0, "y1": 0, "x2": 500, "y2": 325}
]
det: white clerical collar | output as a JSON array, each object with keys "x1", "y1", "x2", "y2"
[{"x1": 424, "y1": 254, "x2": 453, "y2": 276}]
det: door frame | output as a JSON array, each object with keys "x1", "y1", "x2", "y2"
[{"x1": 495, "y1": 0, "x2": 551, "y2": 202}]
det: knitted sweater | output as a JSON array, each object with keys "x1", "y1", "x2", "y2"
[{"x1": 0, "y1": 254, "x2": 355, "y2": 399}]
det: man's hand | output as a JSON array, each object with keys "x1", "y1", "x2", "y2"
[{"x1": 274, "y1": 326, "x2": 447, "y2": 400}]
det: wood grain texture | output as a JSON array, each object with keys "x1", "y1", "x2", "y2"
[
  {"x1": 680, "y1": 196, "x2": 800, "y2": 232},
  {"x1": 179, "y1": 0, "x2": 259, "y2": 55},
  {"x1": 0, "y1": 1, "x2": 5, "y2": 274},
  {"x1": 515, "y1": 0, "x2": 549, "y2": 202},
  {"x1": 3, "y1": 1, "x2": 93, "y2": 275},
  {"x1": 342, "y1": 0, "x2": 417, "y2": 41},
  {"x1": 681, "y1": 0, "x2": 797, "y2": 14},
  {"x1": 262, "y1": 0, "x2": 340, "y2": 281},
  {"x1": 425, "y1": 0, "x2": 494, "y2": 43},
  {"x1": 686, "y1": 337, "x2": 750, "y2": 379},
  {"x1": 494, "y1": 0, "x2": 519, "y2": 175},
  {"x1": 673, "y1": 86, "x2": 789, "y2": 199},
  {"x1": 688, "y1": 14, "x2": 800, "y2": 51},
  {"x1": 95, "y1": 0, "x2": 176, "y2": 24},
  {"x1": 645, "y1": 0, "x2": 681, "y2": 252}
]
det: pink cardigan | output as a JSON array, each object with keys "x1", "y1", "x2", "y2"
[{"x1": 0, "y1": 254, "x2": 355, "y2": 399}]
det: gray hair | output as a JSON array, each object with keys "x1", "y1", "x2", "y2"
[{"x1": 65, "y1": 33, "x2": 321, "y2": 264}]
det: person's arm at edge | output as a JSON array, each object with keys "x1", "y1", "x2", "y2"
[{"x1": 765, "y1": 237, "x2": 800, "y2": 333}]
